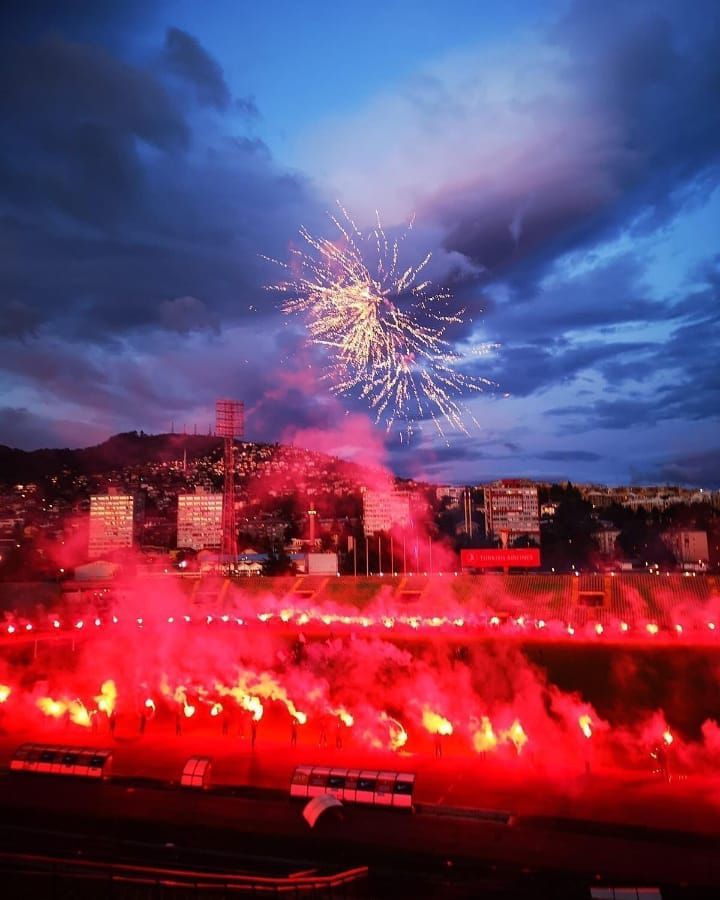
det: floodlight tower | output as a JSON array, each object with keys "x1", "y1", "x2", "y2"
[{"x1": 215, "y1": 399, "x2": 244, "y2": 566}]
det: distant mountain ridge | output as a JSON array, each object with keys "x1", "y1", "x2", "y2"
[
  {"x1": 0, "y1": 432, "x2": 225, "y2": 483},
  {"x1": 0, "y1": 431, "x2": 385, "y2": 487}
]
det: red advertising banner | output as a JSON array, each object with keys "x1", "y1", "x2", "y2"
[{"x1": 460, "y1": 548, "x2": 541, "y2": 568}]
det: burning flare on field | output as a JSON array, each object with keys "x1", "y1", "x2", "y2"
[
  {"x1": 422, "y1": 707, "x2": 454, "y2": 736},
  {"x1": 471, "y1": 715, "x2": 497, "y2": 753},
  {"x1": 333, "y1": 707, "x2": 355, "y2": 727},
  {"x1": 238, "y1": 671, "x2": 306, "y2": 725},
  {"x1": 69, "y1": 699, "x2": 92, "y2": 727},
  {"x1": 243, "y1": 695, "x2": 264, "y2": 721},
  {"x1": 380, "y1": 712, "x2": 408, "y2": 750},
  {"x1": 38, "y1": 696, "x2": 92, "y2": 727},
  {"x1": 162, "y1": 680, "x2": 196, "y2": 718},
  {"x1": 579, "y1": 714, "x2": 593, "y2": 739},
  {"x1": 215, "y1": 681, "x2": 265, "y2": 721},
  {"x1": 501, "y1": 719, "x2": 528, "y2": 754},
  {"x1": 37, "y1": 697, "x2": 67, "y2": 718},
  {"x1": 94, "y1": 679, "x2": 117, "y2": 716}
]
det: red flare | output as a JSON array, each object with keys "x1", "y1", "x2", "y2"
[
  {"x1": 501, "y1": 719, "x2": 528, "y2": 754},
  {"x1": 472, "y1": 715, "x2": 497, "y2": 753},
  {"x1": 422, "y1": 707, "x2": 453, "y2": 736},
  {"x1": 37, "y1": 697, "x2": 67, "y2": 718},
  {"x1": 579, "y1": 714, "x2": 592, "y2": 739}
]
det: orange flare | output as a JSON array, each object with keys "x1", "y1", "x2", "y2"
[
  {"x1": 243, "y1": 695, "x2": 264, "y2": 721},
  {"x1": 472, "y1": 716, "x2": 497, "y2": 753},
  {"x1": 380, "y1": 712, "x2": 408, "y2": 750},
  {"x1": 94, "y1": 679, "x2": 117, "y2": 716},
  {"x1": 501, "y1": 719, "x2": 528, "y2": 753},
  {"x1": 68, "y1": 699, "x2": 91, "y2": 727},
  {"x1": 37, "y1": 696, "x2": 67, "y2": 718},
  {"x1": 214, "y1": 681, "x2": 265, "y2": 721},
  {"x1": 333, "y1": 708, "x2": 354, "y2": 727},
  {"x1": 422, "y1": 707, "x2": 453, "y2": 736}
]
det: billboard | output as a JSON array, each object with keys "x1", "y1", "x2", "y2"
[
  {"x1": 306, "y1": 552, "x2": 339, "y2": 575},
  {"x1": 460, "y1": 548, "x2": 540, "y2": 569}
]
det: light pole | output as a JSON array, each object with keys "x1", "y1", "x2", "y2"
[{"x1": 216, "y1": 399, "x2": 244, "y2": 573}]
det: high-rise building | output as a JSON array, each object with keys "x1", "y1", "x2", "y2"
[
  {"x1": 88, "y1": 489, "x2": 135, "y2": 558},
  {"x1": 177, "y1": 487, "x2": 223, "y2": 551},
  {"x1": 595, "y1": 526, "x2": 620, "y2": 556},
  {"x1": 663, "y1": 530, "x2": 709, "y2": 567},
  {"x1": 435, "y1": 485, "x2": 464, "y2": 507},
  {"x1": 362, "y1": 488, "x2": 411, "y2": 535},
  {"x1": 463, "y1": 488, "x2": 475, "y2": 538},
  {"x1": 484, "y1": 481, "x2": 540, "y2": 546}
]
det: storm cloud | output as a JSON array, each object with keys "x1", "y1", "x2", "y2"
[{"x1": 0, "y1": 0, "x2": 717, "y2": 487}]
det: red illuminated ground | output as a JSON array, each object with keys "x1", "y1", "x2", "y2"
[{"x1": 1, "y1": 574, "x2": 720, "y2": 842}]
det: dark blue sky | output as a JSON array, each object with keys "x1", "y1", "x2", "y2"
[{"x1": 0, "y1": 0, "x2": 718, "y2": 486}]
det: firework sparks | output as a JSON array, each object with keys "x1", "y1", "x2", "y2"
[{"x1": 271, "y1": 206, "x2": 495, "y2": 438}]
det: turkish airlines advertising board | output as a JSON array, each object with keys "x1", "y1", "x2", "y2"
[{"x1": 460, "y1": 548, "x2": 541, "y2": 568}]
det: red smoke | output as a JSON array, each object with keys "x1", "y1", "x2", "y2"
[{"x1": 2, "y1": 569, "x2": 720, "y2": 781}]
